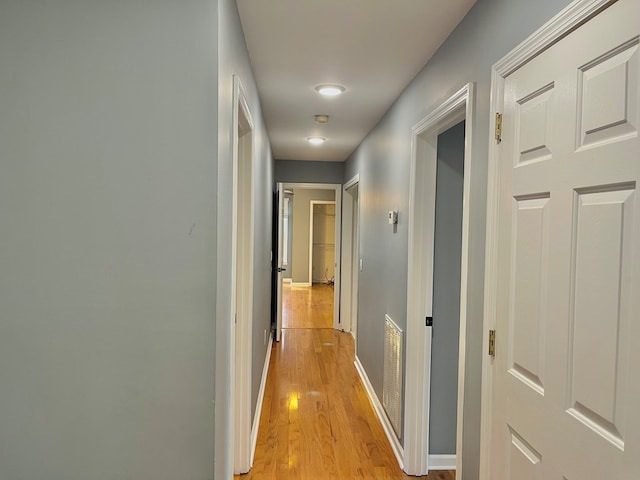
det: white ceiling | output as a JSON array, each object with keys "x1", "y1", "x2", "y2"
[{"x1": 236, "y1": 0, "x2": 476, "y2": 162}]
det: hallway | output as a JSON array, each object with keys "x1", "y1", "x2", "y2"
[
  {"x1": 283, "y1": 283, "x2": 334, "y2": 329},
  {"x1": 236, "y1": 285, "x2": 455, "y2": 479}
]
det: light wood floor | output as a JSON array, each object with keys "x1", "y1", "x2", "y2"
[
  {"x1": 235, "y1": 285, "x2": 455, "y2": 480},
  {"x1": 282, "y1": 283, "x2": 334, "y2": 329}
]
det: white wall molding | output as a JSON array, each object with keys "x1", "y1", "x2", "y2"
[
  {"x1": 250, "y1": 335, "x2": 273, "y2": 466},
  {"x1": 494, "y1": 0, "x2": 613, "y2": 77},
  {"x1": 283, "y1": 182, "x2": 342, "y2": 330},
  {"x1": 232, "y1": 75, "x2": 256, "y2": 475},
  {"x1": 479, "y1": 2, "x2": 614, "y2": 479},
  {"x1": 354, "y1": 356, "x2": 404, "y2": 469},
  {"x1": 344, "y1": 173, "x2": 360, "y2": 191},
  {"x1": 428, "y1": 455, "x2": 457, "y2": 471}
]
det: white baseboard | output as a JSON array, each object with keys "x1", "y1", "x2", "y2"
[
  {"x1": 250, "y1": 334, "x2": 273, "y2": 466},
  {"x1": 428, "y1": 454, "x2": 456, "y2": 470},
  {"x1": 354, "y1": 356, "x2": 404, "y2": 469},
  {"x1": 290, "y1": 282, "x2": 311, "y2": 287},
  {"x1": 283, "y1": 278, "x2": 292, "y2": 284}
]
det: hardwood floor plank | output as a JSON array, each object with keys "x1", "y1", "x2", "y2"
[
  {"x1": 282, "y1": 283, "x2": 334, "y2": 329},
  {"x1": 235, "y1": 285, "x2": 454, "y2": 480}
]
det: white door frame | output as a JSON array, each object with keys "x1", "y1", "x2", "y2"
[
  {"x1": 276, "y1": 182, "x2": 342, "y2": 335},
  {"x1": 308, "y1": 200, "x2": 337, "y2": 285},
  {"x1": 478, "y1": 1, "x2": 614, "y2": 479},
  {"x1": 340, "y1": 174, "x2": 360, "y2": 336},
  {"x1": 231, "y1": 76, "x2": 255, "y2": 475},
  {"x1": 404, "y1": 83, "x2": 474, "y2": 476}
]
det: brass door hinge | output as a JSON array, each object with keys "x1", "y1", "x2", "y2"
[
  {"x1": 488, "y1": 329, "x2": 496, "y2": 357},
  {"x1": 495, "y1": 113, "x2": 503, "y2": 143}
]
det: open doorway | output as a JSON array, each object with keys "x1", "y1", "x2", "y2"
[
  {"x1": 274, "y1": 183, "x2": 342, "y2": 341},
  {"x1": 404, "y1": 84, "x2": 474, "y2": 475},
  {"x1": 231, "y1": 77, "x2": 254, "y2": 475},
  {"x1": 310, "y1": 201, "x2": 336, "y2": 286},
  {"x1": 429, "y1": 120, "x2": 465, "y2": 466},
  {"x1": 340, "y1": 175, "x2": 360, "y2": 340}
]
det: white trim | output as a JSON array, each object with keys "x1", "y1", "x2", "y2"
[
  {"x1": 283, "y1": 278, "x2": 292, "y2": 284},
  {"x1": 479, "y1": 67, "x2": 503, "y2": 480},
  {"x1": 284, "y1": 182, "x2": 339, "y2": 190},
  {"x1": 479, "y1": 2, "x2": 614, "y2": 479},
  {"x1": 344, "y1": 173, "x2": 360, "y2": 190},
  {"x1": 340, "y1": 176, "x2": 360, "y2": 336},
  {"x1": 354, "y1": 356, "x2": 404, "y2": 468},
  {"x1": 455, "y1": 84, "x2": 474, "y2": 478},
  {"x1": 232, "y1": 76, "x2": 256, "y2": 475},
  {"x1": 332, "y1": 190, "x2": 342, "y2": 330},
  {"x1": 404, "y1": 83, "x2": 473, "y2": 476},
  {"x1": 290, "y1": 281, "x2": 311, "y2": 287},
  {"x1": 494, "y1": 0, "x2": 612, "y2": 77},
  {"x1": 250, "y1": 334, "x2": 273, "y2": 466},
  {"x1": 340, "y1": 190, "x2": 354, "y2": 332},
  {"x1": 428, "y1": 455, "x2": 457, "y2": 471}
]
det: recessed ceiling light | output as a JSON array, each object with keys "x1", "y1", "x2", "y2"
[
  {"x1": 306, "y1": 136, "x2": 326, "y2": 145},
  {"x1": 315, "y1": 84, "x2": 345, "y2": 96},
  {"x1": 314, "y1": 114, "x2": 330, "y2": 124}
]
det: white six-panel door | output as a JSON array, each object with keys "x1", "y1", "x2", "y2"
[{"x1": 491, "y1": 0, "x2": 640, "y2": 478}]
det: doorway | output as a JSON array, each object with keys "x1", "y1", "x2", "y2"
[
  {"x1": 274, "y1": 183, "x2": 342, "y2": 342},
  {"x1": 310, "y1": 201, "x2": 336, "y2": 286},
  {"x1": 341, "y1": 175, "x2": 360, "y2": 339},
  {"x1": 481, "y1": 0, "x2": 640, "y2": 478},
  {"x1": 405, "y1": 84, "x2": 474, "y2": 475},
  {"x1": 232, "y1": 77, "x2": 255, "y2": 475}
]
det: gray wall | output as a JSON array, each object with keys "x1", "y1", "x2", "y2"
[
  {"x1": 216, "y1": 0, "x2": 274, "y2": 478},
  {"x1": 430, "y1": 122, "x2": 465, "y2": 455},
  {"x1": 290, "y1": 189, "x2": 336, "y2": 283},
  {"x1": 276, "y1": 159, "x2": 345, "y2": 184},
  {"x1": 343, "y1": 0, "x2": 572, "y2": 477},
  {"x1": 0, "y1": 1, "x2": 218, "y2": 479}
]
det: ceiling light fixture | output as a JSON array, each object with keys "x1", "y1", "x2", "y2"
[
  {"x1": 314, "y1": 114, "x2": 329, "y2": 124},
  {"x1": 306, "y1": 136, "x2": 326, "y2": 146},
  {"x1": 315, "y1": 84, "x2": 345, "y2": 96}
]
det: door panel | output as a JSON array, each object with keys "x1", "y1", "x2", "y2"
[
  {"x1": 275, "y1": 183, "x2": 284, "y2": 341},
  {"x1": 516, "y1": 83, "x2": 554, "y2": 165},
  {"x1": 507, "y1": 428, "x2": 541, "y2": 480},
  {"x1": 271, "y1": 189, "x2": 278, "y2": 334},
  {"x1": 578, "y1": 39, "x2": 638, "y2": 148},
  {"x1": 491, "y1": 0, "x2": 640, "y2": 478},
  {"x1": 568, "y1": 186, "x2": 633, "y2": 449},
  {"x1": 509, "y1": 195, "x2": 549, "y2": 395}
]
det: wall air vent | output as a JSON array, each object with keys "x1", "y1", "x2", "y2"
[{"x1": 383, "y1": 314, "x2": 403, "y2": 439}]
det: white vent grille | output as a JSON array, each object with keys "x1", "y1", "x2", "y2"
[{"x1": 383, "y1": 314, "x2": 403, "y2": 438}]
